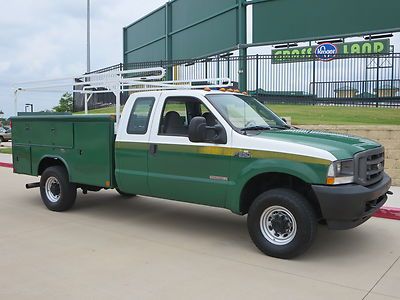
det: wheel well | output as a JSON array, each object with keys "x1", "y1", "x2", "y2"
[
  {"x1": 38, "y1": 157, "x2": 67, "y2": 176},
  {"x1": 240, "y1": 172, "x2": 322, "y2": 217}
]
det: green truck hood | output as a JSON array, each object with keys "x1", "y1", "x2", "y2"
[{"x1": 257, "y1": 129, "x2": 380, "y2": 160}]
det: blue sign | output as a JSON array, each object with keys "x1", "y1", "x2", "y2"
[{"x1": 315, "y1": 43, "x2": 337, "y2": 61}]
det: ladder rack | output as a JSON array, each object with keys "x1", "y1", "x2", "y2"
[{"x1": 14, "y1": 67, "x2": 232, "y2": 124}]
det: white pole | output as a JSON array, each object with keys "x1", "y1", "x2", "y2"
[
  {"x1": 14, "y1": 90, "x2": 18, "y2": 116},
  {"x1": 115, "y1": 90, "x2": 121, "y2": 125},
  {"x1": 84, "y1": 94, "x2": 88, "y2": 114},
  {"x1": 87, "y1": 0, "x2": 91, "y2": 73}
]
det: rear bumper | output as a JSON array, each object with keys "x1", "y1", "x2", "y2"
[{"x1": 312, "y1": 173, "x2": 391, "y2": 230}]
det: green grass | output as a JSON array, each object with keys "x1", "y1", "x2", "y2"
[
  {"x1": 268, "y1": 105, "x2": 400, "y2": 125},
  {"x1": 0, "y1": 147, "x2": 12, "y2": 154},
  {"x1": 76, "y1": 104, "x2": 400, "y2": 125},
  {"x1": 75, "y1": 106, "x2": 121, "y2": 114}
]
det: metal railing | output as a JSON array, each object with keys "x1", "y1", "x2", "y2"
[{"x1": 77, "y1": 52, "x2": 400, "y2": 111}]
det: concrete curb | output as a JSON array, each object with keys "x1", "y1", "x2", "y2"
[{"x1": 0, "y1": 162, "x2": 399, "y2": 221}]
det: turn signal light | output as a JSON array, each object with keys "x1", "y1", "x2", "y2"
[{"x1": 326, "y1": 177, "x2": 335, "y2": 185}]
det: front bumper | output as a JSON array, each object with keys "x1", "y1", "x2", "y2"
[{"x1": 312, "y1": 173, "x2": 391, "y2": 230}]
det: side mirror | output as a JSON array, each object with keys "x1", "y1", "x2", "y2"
[
  {"x1": 188, "y1": 117, "x2": 207, "y2": 142},
  {"x1": 189, "y1": 117, "x2": 227, "y2": 144},
  {"x1": 282, "y1": 117, "x2": 287, "y2": 124}
]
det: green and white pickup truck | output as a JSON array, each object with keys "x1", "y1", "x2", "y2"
[{"x1": 12, "y1": 90, "x2": 391, "y2": 258}]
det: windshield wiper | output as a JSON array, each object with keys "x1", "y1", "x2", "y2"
[
  {"x1": 270, "y1": 125, "x2": 291, "y2": 130},
  {"x1": 240, "y1": 125, "x2": 271, "y2": 132}
]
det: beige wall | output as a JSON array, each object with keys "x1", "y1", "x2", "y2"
[{"x1": 301, "y1": 125, "x2": 400, "y2": 186}]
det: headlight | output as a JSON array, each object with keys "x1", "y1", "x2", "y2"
[{"x1": 326, "y1": 159, "x2": 355, "y2": 185}]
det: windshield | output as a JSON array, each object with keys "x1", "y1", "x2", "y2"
[{"x1": 206, "y1": 94, "x2": 288, "y2": 131}]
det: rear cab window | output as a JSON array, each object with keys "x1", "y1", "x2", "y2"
[{"x1": 127, "y1": 97, "x2": 155, "y2": 134}]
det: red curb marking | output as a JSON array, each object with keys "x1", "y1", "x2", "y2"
[
  {"x1": 0, "y1": 162, "x2": 12, "y2": 168},
  {"x1": 374, "y1": 207, "x2": 400, "y2": 221},
  {"x1": 0, "y1": 161, "x2": 398, "y2": 220}
]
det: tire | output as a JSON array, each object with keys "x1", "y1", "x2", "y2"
[
  {"x1": 40, "y1": 166, "x2": 77, "y2": 212},
  {"x1": 247, "y1": 188, "x2": 317, "y2": 259},
  {"x1": 116, "y1": 188, "x2": 136, "y2": 197},
  {"x1": 0, "y1": 136, "x2": 4, "y2": 142}
]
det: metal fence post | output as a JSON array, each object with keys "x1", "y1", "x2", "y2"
[
  {"x1": 312, "y1": 55, "x2": 316, "y2": 105},
  {"x1": 256, "y1": 54, "x2": 259, "y2": 96},
  {"x1": 376, "y1": 55, "x2": 380, "y2": 107},
  {"x1": 165, "y1": 2, "x2": 173, "y2": 81},
  {"x1": 238, "y1": 0, "x2": 247, "y2": 91},
  {"x1": 217, "y1": 55, "x2": 220, "y2": 79}
]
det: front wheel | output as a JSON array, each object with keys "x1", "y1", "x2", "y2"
[
  {"x1": 40, "y1": 166, "x2": 77, "y2": 212},
  {"x1": 247, "y1": 188, "x2": 317, "y2": 259}
]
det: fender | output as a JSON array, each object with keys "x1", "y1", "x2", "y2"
[
  {"x1": 35, "y1": 155, "x2": 72, "y2": 180},
  {"x1": 226, "y1": 158, "x2": 329, "y2": 214}
]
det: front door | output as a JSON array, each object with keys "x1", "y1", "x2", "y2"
[{"x1": 148, "y1": 95, "x2": 231, "y2": 208}]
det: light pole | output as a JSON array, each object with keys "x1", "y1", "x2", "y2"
[{"x1": 87, "y1": 0, "x2": 91, "y2": 73}]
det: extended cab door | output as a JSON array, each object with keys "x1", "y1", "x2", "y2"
[
  {"x1": 147, "y1": 93, "x2": 232, "y2": 208},
  {"x1": 115, "y1": 92, "x2": 160, "y2": 195}
]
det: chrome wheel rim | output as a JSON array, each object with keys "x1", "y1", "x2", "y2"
[
  {"x1": 260, "y1": 206, "x2": 297, "y2": 246},
  {"x1": 45, "y1": 177, "x2": 61, "y2": 203}
]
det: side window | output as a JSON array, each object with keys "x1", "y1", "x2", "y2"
[
  {"x1": 158, "y1": 98, "x2": 189, "y2": 136},
  {"x1": 158, "y1": 97, "x2": 219, "y2": 137},
  {"x1": 127, "y1": 97, "x2": 155, "y2": 134}
]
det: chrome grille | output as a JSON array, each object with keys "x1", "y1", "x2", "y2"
[{"x1": 354, "y1": 146, "x2": 385, "y2": 186}]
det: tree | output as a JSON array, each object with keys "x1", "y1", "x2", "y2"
[{"x1": 53, "y1": 93, "x2": 73, "y2": 112}]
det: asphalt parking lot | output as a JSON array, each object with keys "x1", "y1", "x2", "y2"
[{"x1": 0, "y1": 167, "x2": 400, "y2": 300}]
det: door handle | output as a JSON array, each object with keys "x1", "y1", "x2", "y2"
[{"x1": 149, "y1": 144, "x2": 158, "y2": 155}]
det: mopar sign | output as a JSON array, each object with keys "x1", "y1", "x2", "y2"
[{"x1": 315, "y1": 43, "x2": 337, "y2": 61}]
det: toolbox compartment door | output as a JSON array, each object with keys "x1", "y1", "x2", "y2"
[{"x1": 12, "y1": 145, "x2": 32, "y2": 175}]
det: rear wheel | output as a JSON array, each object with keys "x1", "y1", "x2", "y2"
[
  {"x1": 40, "y1": 166, "x2": 77, "y2": 211},
  {"x1": 247, "y1": 188, "x2": 317, "y2": 259}
]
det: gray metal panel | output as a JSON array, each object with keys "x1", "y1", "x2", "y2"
[
  {"x1": 124, "y1": 6, "x2": 166, "y2": 54},
  {"x1": 125, "y1": 39, "x2": 166, "y2": 63},
  {"x1": 171, "y1": 8, "x2": 238, "y2": 60},
  {"x1": 123, "y1": 0, "x2": 239, "y2": 64},
  {"x1": 170, "y1": 0, "x2": 237, "y2": 32},
  {"x1": 253, "y1": 0, "x2": 400, "y2": 45}
]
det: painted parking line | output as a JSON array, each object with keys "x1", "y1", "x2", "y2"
[
  {"x1": 0, "y1": 162, "x2": 12, "y2": 168},
  {"x1": 374, "y1": 207, "x2": 400, "y2": 221},
  {"x1": 0, "y1": 161, "x2": 399, "y2": 221}
]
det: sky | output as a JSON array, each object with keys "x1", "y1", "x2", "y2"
[
  {"x1": 0, "y1": 0, "x2": 165, "y2": 117},
  {"x1": 0, "y1": 1, "x2": 398, "y2": 117}
]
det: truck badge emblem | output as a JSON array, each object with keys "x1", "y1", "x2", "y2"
[{"x1": 235, "y1": 150, "x2": 251, "y2": 159}]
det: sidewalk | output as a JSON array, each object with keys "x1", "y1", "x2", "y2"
[{"x1": 0, "y1": 153, "x2": 12, "y2": 164}]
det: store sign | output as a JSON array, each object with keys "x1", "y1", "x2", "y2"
[
  {"x1": 272, "y1": 39, "x2": 390, "y2": 64},
  {"x1": 315, "y1": 43, "x2": 337, "y2": 61}
]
